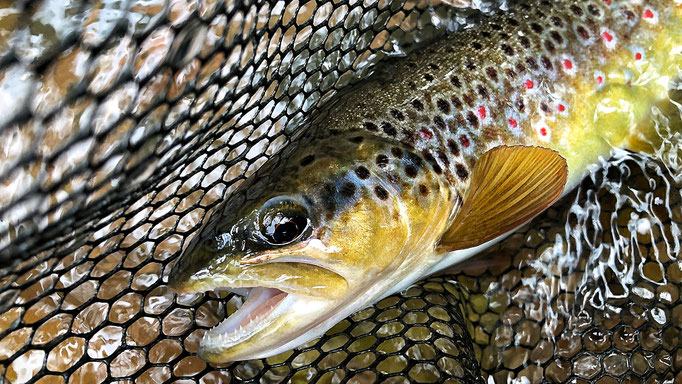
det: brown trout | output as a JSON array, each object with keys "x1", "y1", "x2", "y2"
[{"x1": 168, "y1": 0, "x2": 682, "y2": 362}]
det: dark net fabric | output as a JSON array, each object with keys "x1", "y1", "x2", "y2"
[
  {"x1": 0, "y1": 0, "x2": 486, "y2": 264},
  {"x1": 0, "y1": 1, "x2": 681, "y2": 383}
]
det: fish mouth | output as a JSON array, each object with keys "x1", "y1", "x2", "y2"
[{"x1": 200, "y1": 286, "x2": 292, "y2": 357}]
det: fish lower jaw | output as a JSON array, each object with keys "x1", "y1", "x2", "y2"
[{"x1": 200, "y1": 287, "x2": 290, "y2": 351}]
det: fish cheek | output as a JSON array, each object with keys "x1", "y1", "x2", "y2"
[{"x1": 324, "y1": 196, "x2": 409, "y2": 282}]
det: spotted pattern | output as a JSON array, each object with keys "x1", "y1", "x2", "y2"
[{"x1": 312, "y1": 0, "x2": 673, "y2": 206}]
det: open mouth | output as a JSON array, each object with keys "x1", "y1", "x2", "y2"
[{"x1": 201, "y1": 287, "x2": 291, "y2": 349}]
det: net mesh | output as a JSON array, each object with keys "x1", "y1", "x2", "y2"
[
  {"x1": 0, "y1": 0, "x2": 492, "y2": 264},
  {"x1": 0, "y1": 1, "x2": 681, "y2": 383}
]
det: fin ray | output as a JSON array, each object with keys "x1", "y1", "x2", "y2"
[{"x1": 436, "y1": 146, "x2": 568, "y2": 252}]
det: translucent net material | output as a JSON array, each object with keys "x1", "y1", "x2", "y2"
[{"x1": 0, "y1": 1, "x2": 681, "y2": 383}]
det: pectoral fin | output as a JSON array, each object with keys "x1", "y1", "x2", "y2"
[{"x1": 436, "y1": 145, "x2": 568, "y2": 252}]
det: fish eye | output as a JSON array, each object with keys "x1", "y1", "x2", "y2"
[{"x1": 257, "y1": 198, "x2": 311, "y2": 246}]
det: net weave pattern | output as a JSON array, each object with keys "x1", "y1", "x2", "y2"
[{"x1": 0, "y1": 1, "x2": 681, "y2": 383}]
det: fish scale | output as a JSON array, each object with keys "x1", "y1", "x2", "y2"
[{"x1": 312, "y1": 0, "x2": 674, "y2": 199}]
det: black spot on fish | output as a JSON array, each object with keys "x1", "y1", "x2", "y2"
[
  {"x1": 477, "y1": 86, "x2": 489, "y2": 100},
  {"x1": 424, "y1": 73, "x2": 434, "y2": 81},
  {"x1": 516, "y1": 99, "x2": 525, "y2": 112},
  {"x1": 355, "y1": 166, "x2": 370, "y2": 179},
  {"x1": 300, "y1": 155, "x2": 315, "y2": 167},
  {"x1": 530, "y1": 23, "x2": 543, "y2": 34},
  {"x1": 587, "y1": 5, "x2": 599, "y2": 16},
  {"x1": 544, "y1": 41, "x2": 556, "y2": 54},
  {"x1": 455, "y1": 164, "x2": 468, "y2": 180},
  {"x1": 463, "y1": 93, "x2": 474, "y2": 107},
  {"x1": 466, "y1": 111, "x2": 479, "y2": 128},
  {"x1": 437, "y1": 150, "x2": 449, "y2": 166},
  {"x1": 411, "y1": 99, "x2": 424, "y2": 111},
  {"x1": 541, "y1": 102, "x2": 551, "y2": 113},
  {"x1": 391, "y1": 147, "x2": 402, "y2": 158},
  {"x1": 507, "y1": 18, "x2": 520, "y2": 27},
  {"x1": 423, "y1": 152, "x2": 442, "y2": 174},
  {"x1": 391, "y1": 109, "x2": 405, "y2": 121},
  {"x1": 481, "y1": 31, "x2": 492, "y2": 39},
  {"x1": 406, "y1": 151, "x2": 423, "y2": 167},
  {"x1": 381, "y1": 122, "x2": 397, "y2": 136},
  {"x1": 419, "y1": 184, "x2": 429, "y2": 197},
  {"x1": 486, "y1": 67, "x2": 499, "y2": 82},
  {"x1": 551, "y1": 16, "x2": 563, "y2": 27},
  {"x1": 526, "y1": 57, "x2": 539, "y2": 70},
  {"x1": 519, "y1": 36, "x2": 531, "y2": 49},
  {"x1": 623, "y1": 9, "x2": 635, "y2": 20},
  {"x1": 455, "y1": 113, "x2": 466, "y2": 128},
  {"x1": 501, "y1": 44, "x2": 514, "y2": 56},
  {"x1": 550, "y1": 31, "x2": 563, "y2": 44},
  {"x1": 376, "y1": 154, "x2": 389, "y2": 167},
  {"x1": 577, "y1": 25, "x2": 590, "y2": 40},
  {"x1": 401, "y1": 129, "x2": 418, "y2": 145},
  {"x1": 570, "y1": 5, "x2": 583, "y2": 17},
  {"x1": 405, "y1": 165, "x2": 417, "y2": 178},
  {"x1": 374, "y1": 186, "x2": 389, "y2": 200},
  {"x1": 433, "y1": 116, "x2": 446, "y2": 131},
  {"x1": 340, "y1": 182, "x2": 356, "y2": 198},
  {"x1": 490, "y1": 23, "x2": 503, "y2": 31},
  {"x1": 472, "y1": 41, "x2": 483, "y2": 50},
  {"x1": 436, "y1": 99, "x2": 450, "y2": 114},
  {"x1": 451, "y1": 96, "x2": 463, "y2": 110},
  {"x1": 428, "y1": 63, "x2": 439, "y2": 70},
  {"x1": 505, "y1": 69, "x2": 517, "y2": 80},
  {"x1": 541, "y1": 56, "x2": 553, "y2": 71},
  {"x1": 450, "y1": 76, "x2": 462, "y2": 88},
  {"x1": 364, "y1": 122, "x2": 378, "y2": 131},
  {"x1": 465, "y1": 60, "x2": 476, "y2": 70},
  {"x1": 499, "y1": 32, "x2": 510, "y2": 40},
  {"x1": 515, "y1": 62, "x2": 526, "y2": 73},
  {"x1": 447, "y1": 139, "x2": 460, "y2": 156},
  {"x1": 349, "y1": 136, "x2": 364, "y2": 144}
]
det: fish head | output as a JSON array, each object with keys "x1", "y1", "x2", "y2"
[{"x1": 168, "y1": 131, "x2": 447, "y2": 362}]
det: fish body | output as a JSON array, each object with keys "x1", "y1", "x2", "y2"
[{"x1": 168, "y1": 0, "x2": 682, "y2": 362}]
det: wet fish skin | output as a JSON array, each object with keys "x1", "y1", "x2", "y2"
[{"x1": 169, "y1": 0, "x2": 682, "y2": 362}]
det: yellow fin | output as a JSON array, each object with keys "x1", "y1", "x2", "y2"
[{"x1": 436, "y1": 145, "x2": 568, "y2": 252}]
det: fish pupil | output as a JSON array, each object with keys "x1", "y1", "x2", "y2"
[{"x1": 265, "y1": 213, "x2": 308, "y2": 245}]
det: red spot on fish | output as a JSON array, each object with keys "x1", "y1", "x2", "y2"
[
  {"x1": 596, "y1": 76, "x2": 603, "y2": 85},
  {"x1": 603, "y1": 0, "x2": 611, "y2": 4},
  {"x1": 563, "y1": 60, "x2": 573, "y2": 70},
  {"x1": 459, "y1": 135, "x2": 470, "y2": 148},
  {"x1": 643, "y1": 9, "x2": 654, "y2": 18},
  {"x1": 602, "y1": 31, "x2": 613, "y2": 42},
  {"x1": 558, "y1": 104, "x2": 566, "y2": 112},
  {"x1": 540, "y1": 127, "x2": 548, "y2": 136},
  {"x1": 420, "y1": 128, "x2": 433, "y2": 139},
  {"x1": 478, "y1": 106, "x2": 486, "y2": 119},
  {"x1": 508, "y1": 118, "x2": 518, "y2": 128},
  {"x1": 524, "y1": 80, "x2": 534, "y2": 89},
  {"x1": 635, "y1": 52, "x2": 642, "y2": 60}
]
